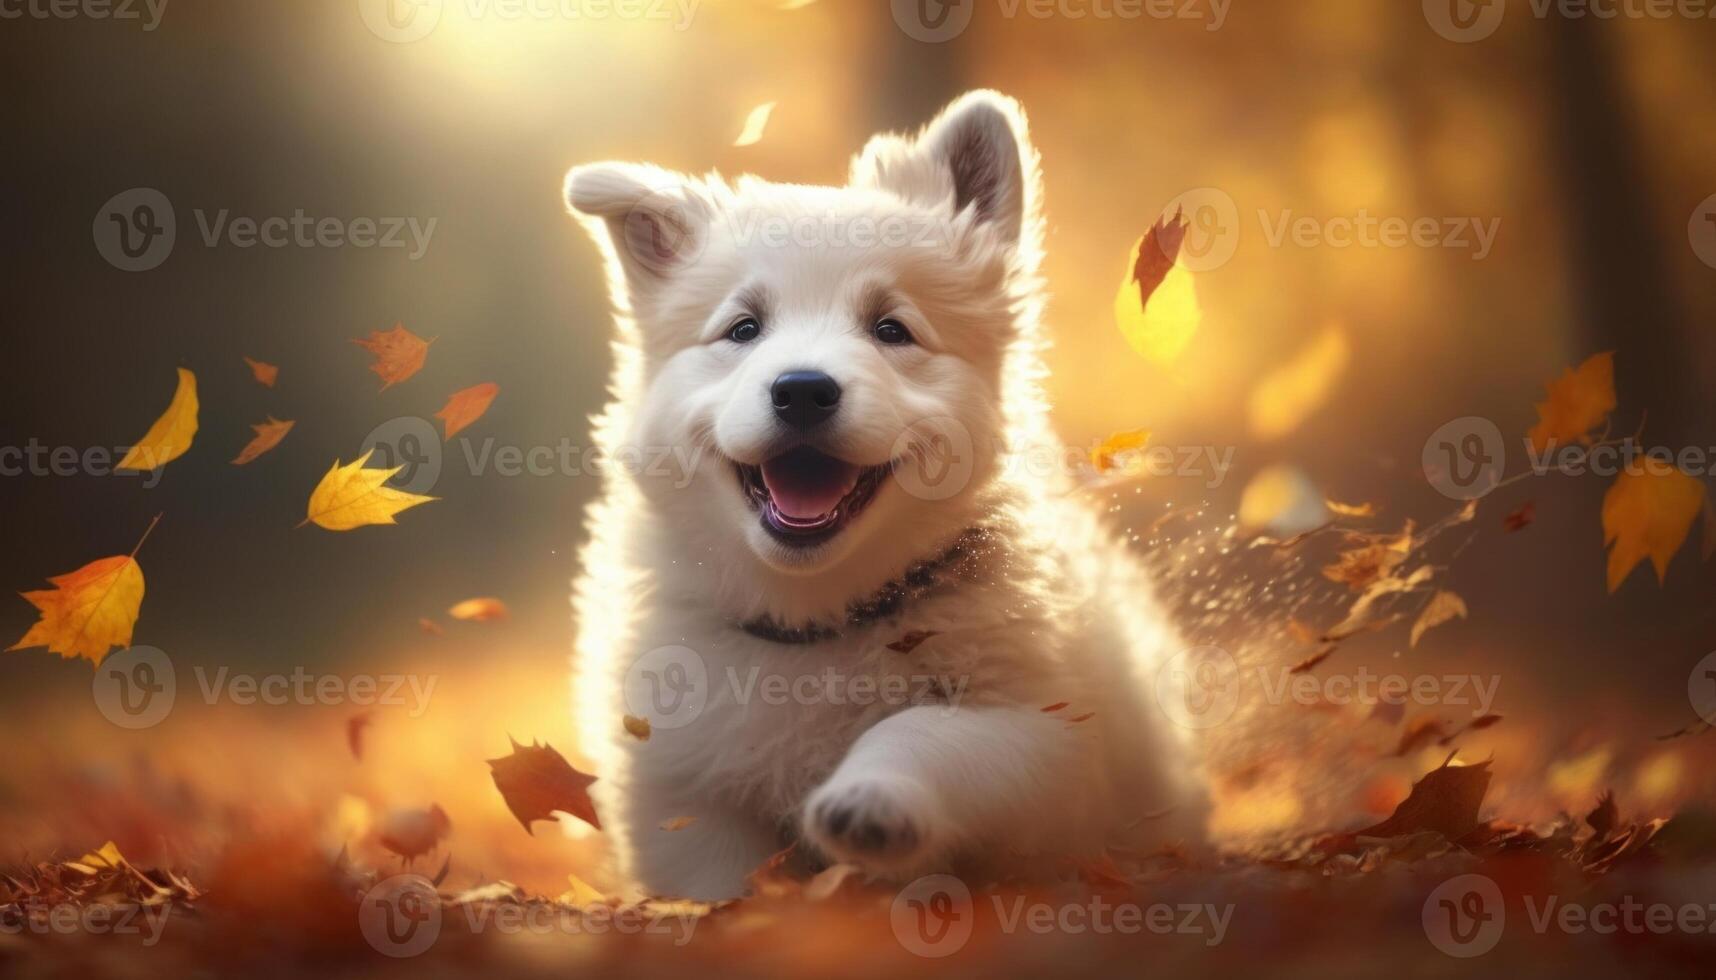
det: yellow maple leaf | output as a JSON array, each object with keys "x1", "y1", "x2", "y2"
[
  {"x1": 117, "y1": 368, "x2": 198, "y2": 470},
  {"x1": 1528, "y1": 351, "x2": 1616, "y2": 452},
  {"x1": 1602, "y1": 458, "x2": 1706, "y2": 592},
  {"x1": 8, "y1": 516, "x2": 158, "y2": 667},
  {"x1": 1410, "y1": 590, "x2": 1468, "y2": 648},
  {"x1": 232, "y1": 417, "x2": 294, "y2": 465},
  {"x1": 300, "y1": 450, "x2": 436, "y2": 530},
  {"x1": 1248, "y1": 324, "x2": 1350, "y2": 440},
  {"x1": 1090, "y1": 429, "x2": 1150, "y2": 473}
]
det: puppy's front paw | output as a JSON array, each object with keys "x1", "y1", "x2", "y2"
[{"x1": 803, "y1": 776, "x2": 945, "y2": 874}]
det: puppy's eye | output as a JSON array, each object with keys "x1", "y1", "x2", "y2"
[
  {"x1": 873, "y1": 318, "x2": 913, "y2": 346},
  {"x1": 726, "y1": 318, "x2": 762, "y2": 343}
]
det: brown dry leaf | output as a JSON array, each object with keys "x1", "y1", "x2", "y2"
[
  {"x1": 623, "y1": 714, "x2": 652, "y2": 741},
  {"x1": 242, "y1": 356, "x2": 278, "y2": 388},
  {"x1": 1130, "y1": 208, "x2": 1189, "y2": 312},
  {"x1": 353, "y1": 323, "x2": 433, "y2": 391},
  {"x1": 1114, "y1": 211, "x2": 1199, "y2": 366},
  {"x1": 1504, "y1": 501, "x2": 1536, "y2": 532},
  {"x1": 449, "y1": 597, "x2": 509, "y2": 622},
  {"x1": 377, "y1": 804, "x2": 451, "y2": 862},
  {"x1": 435, "y1": 382, "x2": 500, "y2": 440},
  {"x1": 1322, "y1": 520, "x2": 1416, "y2": 591},
  {"x1": 1090, "y1": 429, "x2": 1151, "y2": 473},
  {"x1": 1410, "y1": 590, "x2": 1468, "y2": 648},
  {"x1": 1325, "y1": 499, "x2": 1378, "y2": 518},
  {"x1": 487, "y1": 737, "x2": 600, "y2": 832},
  {"x1": 1439, "y1": 713, "x2": 1503, "y2": 746},
  {"x1": 658, "y1": 816, "x2": 697, "y2": 832},
  {"x1": 1586, "y1": 791, "x2": 1618, "y2": 838},
  {"x1": 347, "y1": 711, "x2": 373, "y2": 761},
  {"x1": 1528, "y1": 351, "x2": 1616, "y2": 452},
  {"x1": 1041, "y1": 701, "x2": 1069, "y2": 713},
  {"x1": 1067, "y1": 712, "x2": 1097, "y2": 723},
  {"x1": 885, "y1": 630, "x2": 940, "y2": 654},
  {"x1": 1602, "y1": 458, "x2": 1706, "y2": 592},
  {"x1": 1288, "y1": 644, "x2": 1336, "y2": 675},
  {"x1": 232, "y1": 416, "x2": 294, "y2": 465},
  {"x1": 8, "y1": 515, "x2": 158, "y2": 666},
  {"x1": 1359, "y1": 754, "x2": 1492, "y2": 839}
]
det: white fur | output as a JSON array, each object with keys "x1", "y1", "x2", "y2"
[{"x1": 565, "y1": 91, "x2": 1207, "y2": 900}]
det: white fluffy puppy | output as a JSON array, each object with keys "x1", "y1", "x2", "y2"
[{"x1": 565, "y1": 91, "x2": 1206, "y2": 900}]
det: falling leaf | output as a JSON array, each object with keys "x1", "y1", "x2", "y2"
[
  {"x1": 1114, "y1": 213, "x2": 1199, "y2": 365},
  {"x1": 1438, "y1": 713, "x2": 1503, "y2": 746},
  {"x1": 1288, "y1": 644, "x2": 1336, "y2": 674},
  {"x1": 559, "y1": 873, "x2": 607, "y2": 907},
  {"x1": 885, "y1": 630, "x2": 940, "y2": 654},
  {"x1": 435, "y1": 382, "x2": 500, "y2": 440},
  {"x1": 1410, "y1": 590, "x2": 1468, "y2": 648},
  {"x1": 1067, "y1": 712, "x2": 1097, "y2": 723},
  {"x1": 1601, "y1": 458, "x2": 1706, "y2": 592},
  {"x1": 1248, "y1": 324, "x2": 1350, "y2": 440},
  {"x1": 1323, "y1": 520, "x2": 1416, "y2": 591},
  {"x1": 352, "y1": 323, "x2": 433, "y2": 391},
  {"x1": 1528, "y1": 351, "x2": 1615, "y2": 452},
  {"x1": 659, "y1": 816, "x2": 697, "y2": 832},
  {"x1": 1504, "y1": 501, "x2": 1536, "y2": 533},
  {"x1": 448, "y1": 597, "x2": 508, "y2": 622},
  {"x1": 347, "y1": 711, "x2": 373, "y2": 761},
  {"x1": 487, "y1": 737, "x2": 600, "y2": 833},
  {"x1": 1395, "y1": 715, "x2": 1450, "y2": 756},
  {"x1": 1325, "y1": 499, "x2": 1378, "y2": 518},
  {"x1": 231, "y1": 416, "x2": 294, "y2": 465},
  {"x1": 8, "y1": 514, "x2": 159, "y2": 666},
  {"x1": 117, "y1": 367, "x2": 199, "y2": 471},
  {"x1": 1090, "y1": 430, "x2": 1151, "y2": 474},
  {"x1": 418, "y1": 617, "x2": 444, "y2": 636},
  {"x1": 300, "y1": 449, "x2": 437, "y2": 531},
  {"x1": 1358, "y1": 754, "x2": 1492, "y2": 840},
  {"x1": 378, "y1": 804, "x2": 451, "y2": 862},
  {"x1": 242, "y1": 356, "x2": 278, "y2": 388},
  {"x1": 1286, "y1": 618, "x2": 1319, "y2": 646},
  {"x1": 1586, "y1": 790, "x2": 1618, "y2": 838},
  {"x1": 1041, "y1": 701, "x2": 1070, "y2": 713},
  {"x1": 623, "y1": 715, "x2": 652, "y2": 741},
  {"x1": 733, "y1": 101, "x2": 775, "y2": 147}
]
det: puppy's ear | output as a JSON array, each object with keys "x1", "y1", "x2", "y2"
[
  {"x1": 850, "y1": 90, "x2": 1031, "y2": 245},
  {"x1": 564, "y1": 162, "x2": 712, "y2": 302}
]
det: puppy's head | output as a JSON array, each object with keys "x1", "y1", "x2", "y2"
[{"x1": 566, "y1": 92, "x2": 1038, "y2": 582}]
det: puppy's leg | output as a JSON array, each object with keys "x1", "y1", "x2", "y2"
[
  {"x1": 625, "y1": 786, "x2": 782, "y2": 901},
  {"x1": 801, "y1": 705, "x2": 1096, "y2": 877}
]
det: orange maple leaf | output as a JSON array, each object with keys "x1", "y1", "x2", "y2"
[
  {"x1": 1602, "y1": 458, "x2": 1706, "y2": 592},
  {"x1": 8, "y1": 515, "x2": 159, "y2": 666},
  {"x1": 487, "y1": 738, "x2": 600, "y2": 832},
  {"x1": 231, "y1": 417, "x2": 294, "y2": 465},
  {"x1": 352, "y1": 323, "x2": 433, "y2": 391},
  {"x1": 1528, "y1": 351, "x2": 1616, "y2": 452},
  {"x1": 448, "y1": 597, "x2": 508, "y2": 622},
  {"x1": 1090, "y1": 429, "x2": 1150, "y2": 474},
  {"x1": 242, "y1": 356, "x2": 278, "y2": 388},
  {"x1": 434, "y1": 383, "x2": 500, "y2": 440}
]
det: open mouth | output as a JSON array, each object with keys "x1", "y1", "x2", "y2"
[{"x1": 734, "y1": 447, "x2": 892, "y2": 546}]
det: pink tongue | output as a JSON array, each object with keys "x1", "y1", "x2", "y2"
[{"x1": 761, "y1": 455, "x2": 861, "y2": 520}]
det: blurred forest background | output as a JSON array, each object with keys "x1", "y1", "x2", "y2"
[{"x1": 0, "y1": 0, "x2": 1713, "y2": 893}]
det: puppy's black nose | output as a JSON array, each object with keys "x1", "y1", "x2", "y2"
[{"x1": 771, "y1": 370, "x2": 841, "y2": 429}]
